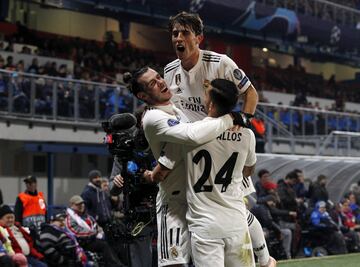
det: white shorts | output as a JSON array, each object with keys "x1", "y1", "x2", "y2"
[
  {"x1": 190, "y1": 231, "x2": 255, "y2": 267},
  {"x1": 157, "y1": 201, "x2": 191, "y2": 266}
]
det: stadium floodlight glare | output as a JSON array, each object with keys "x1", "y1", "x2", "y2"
[{"x1": 262, "y1": 47, "x2": 268, "y2": 52}]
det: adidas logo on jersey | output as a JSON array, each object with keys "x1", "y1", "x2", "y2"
[{"x1": 176, "y1": 87, "x2": 183, "y2": 94}]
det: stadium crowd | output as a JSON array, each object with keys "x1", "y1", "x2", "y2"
[{"x1": 1, "y1": 168, "x2": 360, "y2": 266}]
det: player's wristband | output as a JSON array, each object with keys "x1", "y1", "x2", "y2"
[{"x1": 231, "y1": 112, "x2": 254, "y2": 128}]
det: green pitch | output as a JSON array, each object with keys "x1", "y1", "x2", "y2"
[{"x1": 276, "y1": 253, "x2": 360, "y2": 267}]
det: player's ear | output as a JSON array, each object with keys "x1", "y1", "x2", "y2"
[
  {"x1": 196, "y1": 34, "x2": 204, "y2": 45},
  {"x1": 208, "y1": 101, "x2": 214, "y2": 112},
  {"x1": 137, "y1": 92, "x2": 148, "y2": 103}
]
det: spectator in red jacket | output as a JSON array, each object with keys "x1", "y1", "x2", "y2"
[{"x1": 0, "y1": 205, "x2": 47, "y2": 267}]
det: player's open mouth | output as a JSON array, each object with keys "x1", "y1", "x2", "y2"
[
  {"x1": 176, "y1": 45, "x2": 185, "y2": 52},
  {"x1": 161, "y1": 87, "x2": 169, "y2": 93}
]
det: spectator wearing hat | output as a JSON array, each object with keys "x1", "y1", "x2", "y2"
[
  {"x1": 81, "y1": 170, "x2": 112, "y2": 227},
  {"x1": 14, "y1": 175, "x2": 47, "y2": 230},
  {"x1": 0, "y1": 205, "x2": 46, "y2": 267},
  {"x1": 65, "y1": 195, "x2": 123, "y2": 267},
  {"x1": 37, "y1": 211, "x2": 87, "y2": 267}
]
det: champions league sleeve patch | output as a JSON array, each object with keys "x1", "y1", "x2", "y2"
[
  {"x1": 239, "y1": 77, "x2": 249, "y2": 87},
  {"x1": 233, "y1": 69, "x2": 243, "y2": 80},
  {"x1": 167, "y1": 119, "x2": 180, "y2": 127}
]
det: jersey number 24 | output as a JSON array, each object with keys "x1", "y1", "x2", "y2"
[{"x1": 192, "y1": 149, "x2": 238, "y2": 193}]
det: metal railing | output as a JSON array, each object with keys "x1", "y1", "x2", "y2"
[
  {"x1": 317, "y1": 130, "x2": 360, "y2": 156},
  {"x1": 257, "y1": 102, "x2": 360, "y2": 155},
  {"x1": 0, "y1": 69, "x2": 136, "y2": 126},
  {"x1": 1, "y1": 69, "x2": 360, "y2": 154}
]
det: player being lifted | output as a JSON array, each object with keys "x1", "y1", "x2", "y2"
[{"x1": 164, "y1": 11, "x2": 275, "y2": 267}]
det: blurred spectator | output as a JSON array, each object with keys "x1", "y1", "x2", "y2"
[
  {"x1": 37, "y1": 212, "x2": 87, "y2": 267},
  {"x1": 47, "y1": 62, "x2": 58, "y2": 77},
  {"x1": 277, "y1": 171, "x2": 299, "y2": 215},
  {"x1": 255, "y1": 169, "x2": 272, "y2": 201},
  {"x1": 5, "y1": 42, "x2": 14, "y2": 52},
  {"x1": 0, "y1": 205, "x2": 46, "y2": 267},
  {"x1": 65, "y1": 195, "x2": 123, "y2": 267},
  {"x1": 27, "y1": 58, "x2": 39, "y2": 74},
  {"x1": 350, "y1": 180, "x2": 360, "y2": 205},
  {"x1": 307, "y1": 174, "x2": 329, "y2": 208},
  {"x1": 292, "y1": 169, "x2": 307, "y2": 199},
  {"x1": 339, "y1": 198, "x2": 360, "y2": 230},
  {"x1": 293, "y1": 91, "x2": 308, "y2": 107},
  {"x1": 81, "y1": 170, "x2": 112, "y2": 227},
  {"x1": 310, "y1": 201, "x2": 347, "y2": 255},
  {"x1": 345, "y1": 192, "x2": 360, "y2": 222},
  {"x1": 252, "y1": 195, "x2": 293, "y2": 259},
  {"x1": 14, "y1": 175, "x2": 47, "y2": 231},
  {"x1": 0, "y1": 224, "x2": 27, "y2": 267},
  {"x1": 103, "y1": 32, "x2": 118, "y2": 57},
  {"x1": 5, "y1": 56, "x2": 15, "y2": 71}
]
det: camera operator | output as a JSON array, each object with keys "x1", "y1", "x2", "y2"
[{"x1": 107, "y1": 116, "x2": 156, "y2": 267}]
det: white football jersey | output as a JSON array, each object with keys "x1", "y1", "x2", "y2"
[
  {"x1": 164, "y1": 49, "x2": 256, "y2": 196},
  {"x1": 184, "y1": 127, "x2": 256, "y2": 238},
  {"x1": 142, "y1": 104, "x2": 234, "y2": 204},
  {"x1": 164, "y1": 49, "x2": 251, "y2": 122}
]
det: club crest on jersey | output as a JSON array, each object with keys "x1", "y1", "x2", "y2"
[
  {"x1": 175, "y1": 74, "x2": 181, "y2": 85},
  {"x1": 170, "y1": 246, "x2": 179, "y2": 258},
  {"x1": 176, "y1": 87, "x2": 183, "y2": 94},
  {"x1": 233, "y1": 69, "x2": 243, "y2": 80},
  {"x1": 167, "y1": 119, "x2": 180, "y2": 127},
  {"x1": 203, "y1": 79, "x2": 210, "y2": 90}
]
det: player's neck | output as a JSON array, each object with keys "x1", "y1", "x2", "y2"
[
  {"x1": 208, "y1": 110, "x2": 219, "y2": 118},
  {"x1": 181, "y1": 49, "x2": 200, "y2": 71},
  {"x1": 154, "y1": 100, "x2": 171, "y2": 106}
]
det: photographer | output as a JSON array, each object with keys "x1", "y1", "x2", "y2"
[{"x1": 107, "y1": 112, "x2": 156, "y2": 267}]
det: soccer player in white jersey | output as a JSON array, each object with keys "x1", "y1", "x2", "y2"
[
  {"x1": 164, "y1": 11, "x2": 275, "y2": 267},
  {"x1": 124, "y1": 67, "x2": 246, "y2": 267},
  {"x1": 156, "y1": 78, "x2": 257, "y2": 266}
]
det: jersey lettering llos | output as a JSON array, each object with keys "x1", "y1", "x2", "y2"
[{"x1": 184, "y1": 127, "x2": 256, "y2": 239}]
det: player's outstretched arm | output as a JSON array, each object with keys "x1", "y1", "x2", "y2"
[
  {"x1": 143, "y1": 111, "x2": 234, "y2": 146},
  {"x1": 241, "y1": 84, "x2": 258, "y2": 115}
]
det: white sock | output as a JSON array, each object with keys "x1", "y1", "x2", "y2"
[{"x1": 247, "y1": 210, "x2": 270, "y2": 266}]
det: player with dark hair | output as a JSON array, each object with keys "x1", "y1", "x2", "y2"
[{"x1": 165, "y1": 11, "x2": 275, "y2": 267}]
